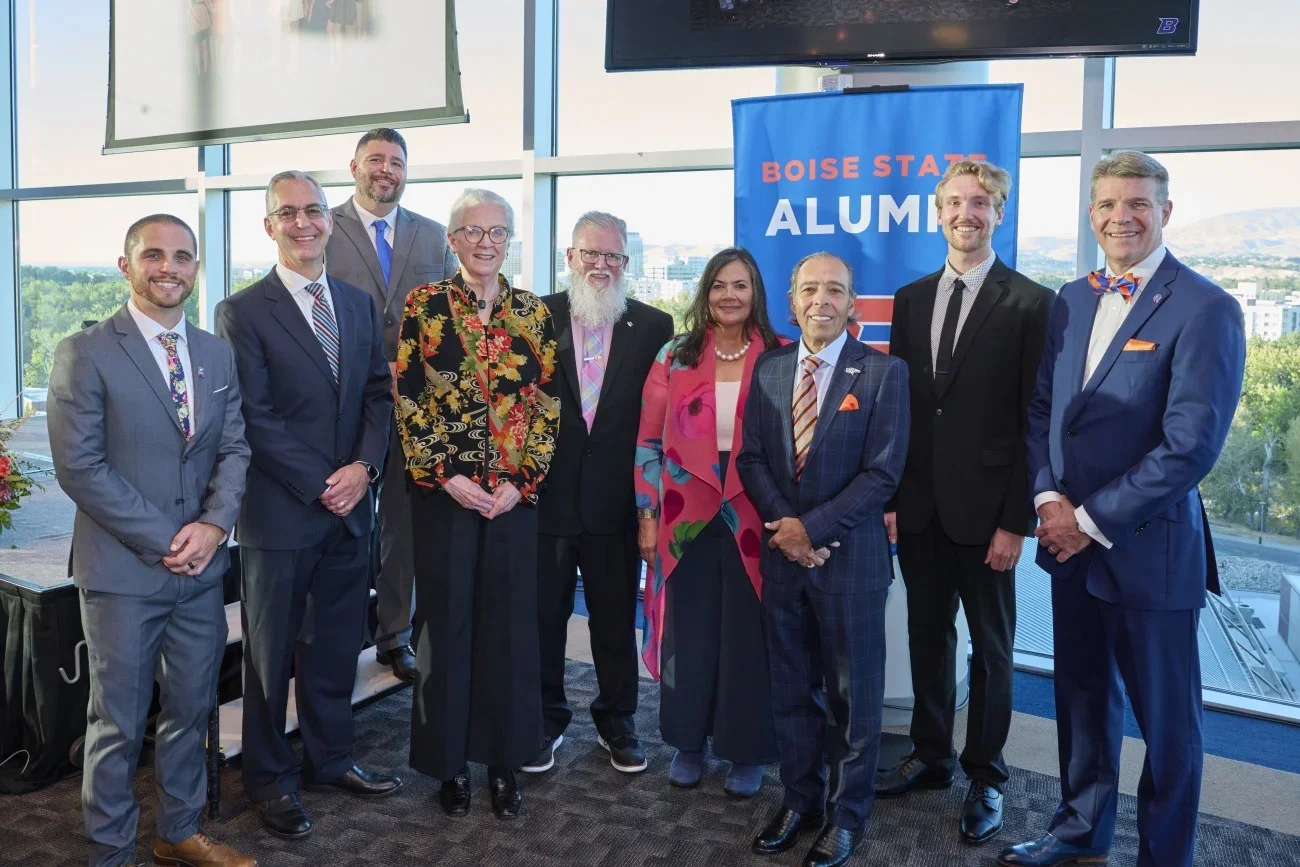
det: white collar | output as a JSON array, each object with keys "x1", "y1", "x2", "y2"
[
  {"x1": 276, "y1": 263, "x2": 329, "y2": 295},
  {"x1": 352, "y1": 197, "x2": 399, "y2": 231},
  {"x1": 1106, "y1": 244, "x2": 1167, "y2": 285},
  {"x1": 127, "y1": 296, "x2": 188, "y2": 342},
  {"x1": 797, "y1": 328, "x2": 849, "y2": 370}
]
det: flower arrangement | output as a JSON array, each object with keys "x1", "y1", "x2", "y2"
[{"x1": 0, "y1": 400, "x2": 41, "y2": 538}]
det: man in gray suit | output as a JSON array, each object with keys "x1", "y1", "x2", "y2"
[
  {"x1": 325, "y1": 127, "x2": 457, "y2": 681},
  {"x1": 47, "y1": 215, "x2": 254, "y2": 867}
]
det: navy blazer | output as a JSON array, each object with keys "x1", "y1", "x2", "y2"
[
  {"x1": 737, "y1": 336, "x2": 910, "y2": 595},
  {"x1": 215, "y1": 268, "x2": 393, "y2": 550},
  {"x1": 1025, "y1": 252, "x2": 1245, "y2": 611}
]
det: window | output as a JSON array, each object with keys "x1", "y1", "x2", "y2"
[
  {"x1": 16, "y1": 0, "x2": 196, "y2": 185},
  {"x1": 1114, "y1": 0, "x2": 1300, "y2": 128},
  {"x1": 14, "y1": 194, "x2": 200, "y2": 540},
  {"x1": 229, "y1": 0, "x2": 524, "y2": 173},
  {"x1": 988, "y1": 59, "x2": 1085, "y2": 133},
  {"x1": 557, "y1": 0, "x2": 773, "y2": 155},
  {"x1": 1015, "y1": 157, "x2": 1081, "y2": 288},
  {"x1": 555, "y1": 171, "x2": 735, "y2": 322}
]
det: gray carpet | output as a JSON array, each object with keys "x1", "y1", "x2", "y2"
[{"x1": 3, "y1": 660, "x2": 1299, "y2": 866}]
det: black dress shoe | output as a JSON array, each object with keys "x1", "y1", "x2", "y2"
[
  {"x1": 439, "y1": 771, "x2": 471, "y2": 816},
  {"x1": 961, "y1": 779, "x2": 1004, "y2": 844},
  {"x1": 803, "y1": 825, "x2": 861, "y2": 867},
  {"x1": 256, "y1": 792, "x2": 312, "y2": 840},
  {"x1": 752, "y1": 807, "x2": 825, "y2": 855},
  {"x1": 873, "y1": 753, "x2": 953, "y2": 797},
  {"x1": 489, "y1": 771, "x2": 522, "y2": 820},
  {"x1": 376, "y1": 645, "x2": 417, "y2": 683},
  {"x1": 998, "y1": 833, "x2": 1109, "y2": 865},
  {"x1": 314, "y1": 764, "x2": 402, "y2": 799}
]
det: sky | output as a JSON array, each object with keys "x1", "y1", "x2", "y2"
[{"x1": 12, "y1": 0, "x2": 1300, "y2": 268}]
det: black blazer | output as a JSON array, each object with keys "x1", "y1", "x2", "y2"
[
  {"x1": 215, "y1": 269, "x2": 393, "y2": 550},
  {"x1": 888, "y1": 258, "x2": 1053, "y2": 546},
  {"x1": 537, "y1": 293, "x2": 673, "y2": 536}
]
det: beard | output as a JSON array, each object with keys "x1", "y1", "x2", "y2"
[
  {"x1": 359, "y1": 172, "x2": 403, "y2": 205},
  {"x1": 569, "y1": 269, "x2": 628, "y2": 328}
]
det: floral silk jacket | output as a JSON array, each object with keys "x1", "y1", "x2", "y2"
[
  {"x1": 395, "y1": 271, "x2": 559, "y2": 503},
  {"x1": 634, "y1": 327, "x2": 788, "y2": 678}
]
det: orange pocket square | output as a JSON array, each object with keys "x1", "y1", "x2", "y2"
[
  {"x1": 1123, "y1": 338, "x2": 1157, "y2": 351},
  {"x1": 838, "y1": 394, "x2": 859, "y2": 411}
]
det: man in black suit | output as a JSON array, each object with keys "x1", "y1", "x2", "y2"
[
  {"x1": 523, "y1": 211, "x2": 673, "y2": 775},
  {"x1": 215, "y1": 170, "x2": 400, "y2": 841},
  {"x1": 875, "y1": 160, "x2": 1052, "y2": 844}
]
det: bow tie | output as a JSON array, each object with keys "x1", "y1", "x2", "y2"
[{"x1": 1087, "y1": 270, "x2": 1141, "y2": 301}]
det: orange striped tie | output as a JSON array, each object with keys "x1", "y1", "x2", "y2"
[{"x1": 793, "y1": 356, "x2": 822, "y2": 480}]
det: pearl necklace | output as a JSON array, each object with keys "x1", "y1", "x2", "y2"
[{"x1": 715, "y1": 341, "x2": 751, "y2": 362}]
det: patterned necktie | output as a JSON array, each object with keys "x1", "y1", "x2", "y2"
[
  {"x1": 792, "y1": 355, "x2": 822, "y2": 480},
  {"x1": 1087, "y1": 270, "x2": 1141, "y2": 302},
  {"x1": 580, "y1": 326, "x2": 604, "y2": 429},
  {"x1": 305, "y1": 282, "x2": 341, "y2": 384},
  {"x1": 157, "y1": 332, "x2": 192, "y2": 440},
  {"x1": 373, "y1": 219, "x2": 392, "y2": 286}
]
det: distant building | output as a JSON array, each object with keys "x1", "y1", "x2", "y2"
[
  {"x1": 1242, "y1": 301, "x2": 1290, "y2": 340},
  {"x1": 627, "y1": 232, "x2": 644, "y2": 278},
  {"x1": 502, "y1": 240, "x2": 523, "y2": 283}
]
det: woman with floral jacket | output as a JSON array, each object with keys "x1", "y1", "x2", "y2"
[{"x1": 635, "y1": 247, "x2": 787, "y2": 797}]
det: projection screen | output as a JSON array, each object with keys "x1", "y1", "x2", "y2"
[{"x1": 106, "y1": 0, "x2": 465, "y2": 153}]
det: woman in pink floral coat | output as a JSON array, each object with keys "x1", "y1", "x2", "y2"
[{"x1": 635, "y1": 247, "x2": 787, "y2": 797}]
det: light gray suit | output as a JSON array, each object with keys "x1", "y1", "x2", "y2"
[
  {"x1": 47, "y1": 306, "x2": 249, "y2": 867},
  {"x1": 326, "y1": 198, "x2": 457, "y2": 652}
]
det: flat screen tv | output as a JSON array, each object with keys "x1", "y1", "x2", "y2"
[{"x1": 606, "y1": 0, "x2": 1198, "y2": 71}]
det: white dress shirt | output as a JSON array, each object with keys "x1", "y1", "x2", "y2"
[
  {"x1": 277, "y1": 263, "x2": 337, "y2": 329},
  {"x1": 352, "y1": 197, "x2": 398, "y2": 256},
  {"x1": 127, "y1": 298, "x2": 197, "y2": 437},
  {"x1": 931, "y1": 250, "x2": 997, "y2": 371},
  {"x1": 1035, "y1": 243, "x2": 1168, "y2": 549},
  {"x1": 794, "y1": 328, "x2": 849, "y2": 415}
]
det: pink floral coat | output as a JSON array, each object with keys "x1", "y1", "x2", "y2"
[{"x1": 634, "y1": 327, "x2": 788, "y2": 679}]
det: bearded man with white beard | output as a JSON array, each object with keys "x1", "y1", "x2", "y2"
[{"x1": 524, "y1": 211, "x2": 674, "y2": 776}]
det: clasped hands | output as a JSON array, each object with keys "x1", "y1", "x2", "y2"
[
  {"x1": 320, "y1": 463, "x2": 371, "y2": 517},
  {"x1": 764, "y1": 517, "x2": 839, "y2": 568},
  {"x1": 162, "y1": 522, "x2": 225, "y2": 577},
  {"x1": 1034, "y1": 496, "x2": 1092, "y2": 562},
  {"x1": 444, "y1": 474, "x2": 521, "y2": 519}
]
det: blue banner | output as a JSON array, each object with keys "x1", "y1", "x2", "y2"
[{"x1": 734, "y1": 85, "x2": 1023, "y2": 348}]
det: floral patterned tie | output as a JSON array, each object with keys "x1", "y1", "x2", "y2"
[{"x1": 157, "y1": 332, "x2": 192, "y2": 440}]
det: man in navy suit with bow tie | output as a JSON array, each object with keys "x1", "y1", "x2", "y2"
[{"x1": 1001, "y1": 152, "x2": 1245, "y2": 867}]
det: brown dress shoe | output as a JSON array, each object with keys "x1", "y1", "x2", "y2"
[{"x1": 154, "y1": 832, "x2": 257, "y2": 867}]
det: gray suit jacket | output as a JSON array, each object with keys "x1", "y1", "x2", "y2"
[
  {"x1": 326, "y1": 198, "x2": 458, "y2": 360},
  {"x1": 46, "y1": 306, "x2": 251, "y2": 597}
]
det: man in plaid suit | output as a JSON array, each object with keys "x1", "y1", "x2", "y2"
[{"x1": 736, "y1": 252, "x2": 910, "y2": 867}]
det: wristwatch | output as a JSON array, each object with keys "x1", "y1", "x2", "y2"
[
  {"x1": 637, "y1": 508, "x2": 658, "y2": 520},
  {"x1": 354, "y1": 461, "x2": 380, "y2": 484}
]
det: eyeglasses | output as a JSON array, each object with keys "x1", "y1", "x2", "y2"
[
  {"x1": 575, "y1": 248, "x2": 629, "y2": 268},
  {"x1": 454, "y1": 225, "x2": 510, "y2": 245},
  {"x1": 268, "y1": 204, "x2": 328, "y2": 223}
]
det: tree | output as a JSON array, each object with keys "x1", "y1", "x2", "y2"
[
  {"x1": 1202, "y1": 418, "x2": 1267, "y2": 526},
  {"x1": 1236, "y1": 333, "x2": 1300, "y2": 531},
  {"x1": 648, "y1": 293, "x2": 693, "y2": 334},
  {"x1": 1282, "y1": 415, "x2": 1300, "y2": 536}
]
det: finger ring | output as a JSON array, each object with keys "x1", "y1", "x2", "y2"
[
  {"x1": 187, "y1": 562, "x2": 196, "y2": 569},
  {"x1": 1048, "y1": 546, "x2": 1058, "y2": 555}
]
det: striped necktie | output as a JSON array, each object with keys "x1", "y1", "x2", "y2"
[
  {"x1": 305, "y1": 282, "x2": 340, "y2": 384},
  {"x1": 156, "y1": 331, "x2": 192, "y2": 440},
  {"x1": 1087, "y1": 270, "x2": 1141, "y2": 302},
  {"x1": 792, "y1": 355, "x2": 822, "y2": 480}
]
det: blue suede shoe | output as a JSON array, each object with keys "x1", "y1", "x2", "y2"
[
  {"x1": 997, "y1": 833, "x2": 1109, "y2": 866},
  {"x1": 667, "y1": 750, "x2": 704, "y2": 788},
  {"x1": 723, "y1": 763, "x2": 764, "y2": 798}
]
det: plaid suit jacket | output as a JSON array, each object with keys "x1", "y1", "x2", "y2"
[{"x1": 736, "y1": 336, "x2": 910, "y2": 594}]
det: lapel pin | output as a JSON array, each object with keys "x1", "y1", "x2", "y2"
[
  {"x1": 627, "y1": 321, "x2": 633, "y2": 327},
  {"x1": 196, "y1": 367, "x2": 205, "y2": 378},
  {"x1": 1152, "y1": 294, "x2": 1163, "y2": 303}
]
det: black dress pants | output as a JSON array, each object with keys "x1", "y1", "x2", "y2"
[
  {"x1": 408, "y1": 489, "x2": 543, "y2": 780},
  {"x1": 537, "y1": 529, "x2": 640, "y2": 742},
  {"x1": 896, "y1": 516, "x2": 1016, "y2": 787}
]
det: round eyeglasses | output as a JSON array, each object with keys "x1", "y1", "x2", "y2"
[{"x1": 455, "y1": 225, "x2": 510, "y2": 245}]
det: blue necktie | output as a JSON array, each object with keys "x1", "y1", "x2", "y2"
[{"x1": 373, "y1": 219, "x2": 393, "y2": 286}]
